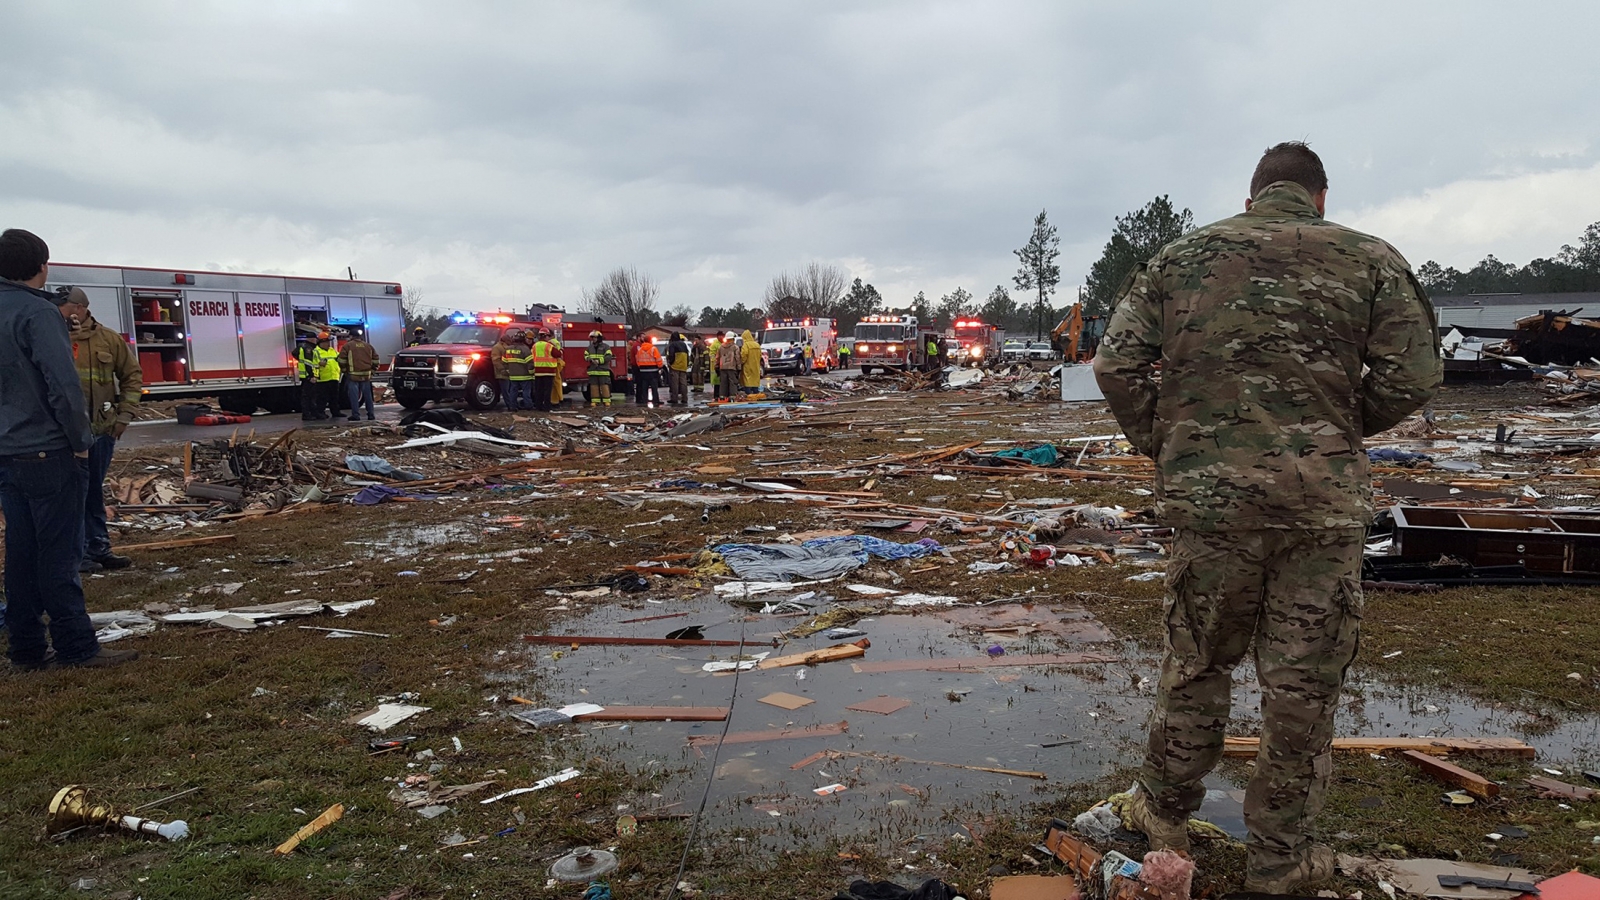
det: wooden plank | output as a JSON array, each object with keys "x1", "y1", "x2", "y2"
[
  {"x1": 1223, "y1": 736, "x2": 1535, "y2": 759},
  {"x1": 114, "y1": 534, "x2": 237, "y2": 553},
  {"x1": 1401, "y1": 749, "x2": 1500, "y2": 799},
  {"x1": 851, "y1": 652, "x2": 1118, "y2": 674},
  {"x1": 274, "y1": 803, "x2": 343, "y2": 855},
  {"x1": 687, "y1": 720, "x2": 848, "y2": 748},
  {"x1": 757, "y1": 640, "x2": 869, "y2": 670},
  {"x1": 1525, "y1": 775, "x2": 1598, "y2": 801},
  {"x1": 570, "y1": 706, "x2": 728, "y2": 722},
  {"x1": 789, "y1": 750, "x2": 829, "y2": 770},
  {"x1": 521, "y1": 635, "x2": 752, "y2": 648}
]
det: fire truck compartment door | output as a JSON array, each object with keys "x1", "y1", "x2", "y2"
[
  {"x1": 184, "y1": 291, "x2": 245, "y2": 374},
  {"x1": 364, "y1": 296, "x2": 404, "y2": 365},
  {"x1": 238, "y1": 292, "x2": 294, "y2": 374},
  {"x1": 290, "y1": 294, "x2": 328, "y2": 311},
  {"x1": 328, "y1": 294, "x2": 365, "y2": 323}
]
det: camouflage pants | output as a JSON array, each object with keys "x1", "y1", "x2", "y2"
[{"x1": 1140, "y1": 527, "x2": 1364, "y2": 872}]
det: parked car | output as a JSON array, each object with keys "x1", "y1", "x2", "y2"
[
  {"x1": 1025, "y1": 341, "x2": 1060, "y2": 362},
  {"x1": 999, "y1": 339, "x2": 1030, "y2": 362}
]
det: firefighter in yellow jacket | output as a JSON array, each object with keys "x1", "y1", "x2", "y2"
[
  {"x1": 296, "y1": 332, "x2": 341, "y2": 419},
  {"x1": 56, "y1": 287, "x2": 140, "y2": 572},
  {"x1": 548, "y1": 331, "x2": 566, "y2": 408},
  {"x1": 739, "y1": 329, "x2": 763, "y2": 394}
]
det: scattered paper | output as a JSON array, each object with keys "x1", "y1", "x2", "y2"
[
  {"x1": 891, "y1": 593, "x2": 959, "y2": 607},
  {"x1": 702, "y1": 652, "x2": 771, "y2": 673},
  {"x1": 352, "y1": 703, "x2": 431, "y2": 732},
  {"x1": 813, "y1": 783, "x2": 847, "y2": 796}
]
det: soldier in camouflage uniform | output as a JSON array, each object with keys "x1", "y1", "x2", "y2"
[{"x1": 1093, "y1": 142, "x2": 1442, "y2": 894}]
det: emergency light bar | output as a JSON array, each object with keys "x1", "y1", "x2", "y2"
[{"x1": 449, "y1": 312, "x2": 516, "y2": 325}]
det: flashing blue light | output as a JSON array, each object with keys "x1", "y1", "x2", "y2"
[{"x1": 451, "y1": 312, "x2": 474, "y2": 324}]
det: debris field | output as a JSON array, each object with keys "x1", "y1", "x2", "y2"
[{"x1": 3, "y1": 373, "x2": 1599, "y2": 899}]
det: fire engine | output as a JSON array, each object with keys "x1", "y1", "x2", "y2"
[
  {"x1": 44, "y1": 263, "x2": 405, "y2": 415},
  {"x1": 391, "y1": 305, "x2": 629, "y2": 410},
  {"x1": 758, "y1": 317, "x2": 838, "y2": 374},
  {"x1": 851, "y1": 314, "x2": 940, "y2": 373},
  {"x1": 949, "y1": 318, "x2": 1002, "y2": 366}
]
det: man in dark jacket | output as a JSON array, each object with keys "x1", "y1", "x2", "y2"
[{"x1": 0, "y1": 229, "x2": 136, "y2": 670}]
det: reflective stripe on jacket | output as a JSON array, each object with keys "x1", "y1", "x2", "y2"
[
  {"x1": 503, "y1": 345, "x2": 532, "y2": 379},
  {"x1": 531, "y1": 339, "x2": 559, "y2": 370},
  {"x1": 635, "y1": 342, "x2": 664, "y2": 368}
]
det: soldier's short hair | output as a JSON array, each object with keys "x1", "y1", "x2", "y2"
[
  {"x1": 0, "y1": 228, "x2": 49, "y2": 282},
  {"x1": 1250, "y1": 142, "x2": 1328, "y2": 198}
]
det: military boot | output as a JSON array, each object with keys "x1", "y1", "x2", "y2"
[
  {"x1": 1123, "y1": 788, "x2": 1190, "y2": 854},
  {"x1": 1243, "y1": 843, "x2": 1334, "y2": 894}
]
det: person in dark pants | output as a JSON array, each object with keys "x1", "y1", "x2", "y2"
[
  {"x1": 0, "y1": 228, "x2": 136, "y2": 670},
  {"x1": 56, "y1": 287, "x2": 139, "y2": 574},
  {"x1": 633, "y1": 337, "x2": 664, "y2": 406},
  {"x1": 530, "y1": 329, "x2": 558, "y2": 412}
]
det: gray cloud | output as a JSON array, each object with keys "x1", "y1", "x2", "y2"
[{"x1": 4, "y1": 1, "x2": 1598, "y2": 315}]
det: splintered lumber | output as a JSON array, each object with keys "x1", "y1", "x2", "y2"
[
  {"x1": 1401, "y1": 749, "x2": 1500, "y2": 799},
  {"x1": 757, "y1": 639, "x2": 869, "y2": 669},
  {"x1": 522, "y1": 635, "x2": 750, "y2": 648},
  {"x1": 687, "y1": 720, "x2": 848, "y2": 748},
  {"x1": 570, "y1": 706, "x2": 728, "y2": 722},
  {"x1": 1525, "y1": 775, "x2": 1598, "y2": 801},
  {"x1": 274, "y1": 803, "x2": 344, "y2": 855},
  {"x1": 851, "y1": 651, "x2": 1118, "y2": 674},
  {"x1": 1042, "y1": 820, "x2": 1163, "y2": 900},
  {"x1": 1222, "y1": 736, "x2": 1534, "y2": 759},
  {"x1": 877, "y1": 441, "x2": 983, "y2": 467},
  {"x1": 114, "y1": 534, "x2": 237, "y2": 553}
]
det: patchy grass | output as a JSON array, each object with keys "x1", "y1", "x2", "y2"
[{"x1": 4, "y1": 387, "x2": 1599, "y2": 898}]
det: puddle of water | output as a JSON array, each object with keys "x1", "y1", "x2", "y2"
[
  {"x1": 515, "y1": 594, "x2": 1145, "y2": 841},
  {"x1": 505, "y1": 593, "x2": 1600, "y2": 846}
]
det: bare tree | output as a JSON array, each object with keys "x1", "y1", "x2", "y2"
[
  {"x1": 581, "y1": 266, "x2": 660, "y2": 328},
  {"x1": 763, "y1": 262, "x2": 850, "y2": 320}
]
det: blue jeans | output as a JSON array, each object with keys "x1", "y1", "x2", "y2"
[
  {"x1": 511, "y1": 379, "x2": 534, "y2": 410},
  {"x1": 346, "y1": 379, "x2": 375, "y2": 419},
  {"x1": 84, "y1": 433, "x2": 116, "y2": 558},
  {"x1": 500, "y1": 379, "x2": 516, "y2": 410},
  {"x1": 1, "y1": 450, "x2": 99, "y2": 665}
]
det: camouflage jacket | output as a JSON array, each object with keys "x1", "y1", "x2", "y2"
[{"x1": 1093, "y1": 181, "x2": 1442, "y2": 531}]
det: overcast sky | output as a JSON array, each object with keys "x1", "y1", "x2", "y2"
[{"x1": 5, "y1": 2, "x2": 1599, "y2": 316}]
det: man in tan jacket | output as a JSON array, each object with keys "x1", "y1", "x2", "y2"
[
  {"x1": 338, "y1": 329, "x2": 380, "y2": 421},
  {"x1": 56, "y1": 287, "x2": 141, "y2": 573}
]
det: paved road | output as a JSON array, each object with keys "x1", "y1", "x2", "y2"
[
  {"x1": 120, "y1": 405, "x2": 411, "y2": 449},
  {"x1": 121, "y1": 370, "x2": 864, "y2": 449}
]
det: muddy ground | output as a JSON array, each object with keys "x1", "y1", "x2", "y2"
[{"x1": 2, "y1": 378, "x2": 1598, "y2": 899}]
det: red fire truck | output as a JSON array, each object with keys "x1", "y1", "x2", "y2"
[
  {"x1": 391, "y1": 305, "x2": 629, "y2": 410},
  {"x1": 949, "y1": 318, "x2": 1002, "y2": 366},
  {"x1": 44, "y1": 263, "x2": 405, "y2": 415},
  {"x1": 852, "y1": 314, "x2": 942, "y2": 373}
]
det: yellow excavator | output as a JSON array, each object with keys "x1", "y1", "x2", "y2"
[{"x1": 1050, "y1": 303, "x2": 1091, "y2": 362}]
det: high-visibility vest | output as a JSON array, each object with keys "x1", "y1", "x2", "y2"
[
  {"x1": 635, "y1": 342, "x2": 663, "y2": 368},
  {"x1": 298, "y1": 346, "x2": 340, "y2": 381},
  {"x1": 585, "y1": 345, "x2": 613, "y2": 377},
  {"x1": 531, "y1": 339, "x2": 559, "y2": 370}
]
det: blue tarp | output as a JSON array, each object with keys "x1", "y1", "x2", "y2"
[{"x1": 712, "y1": 536, "x2": 942, "y2": 581}]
